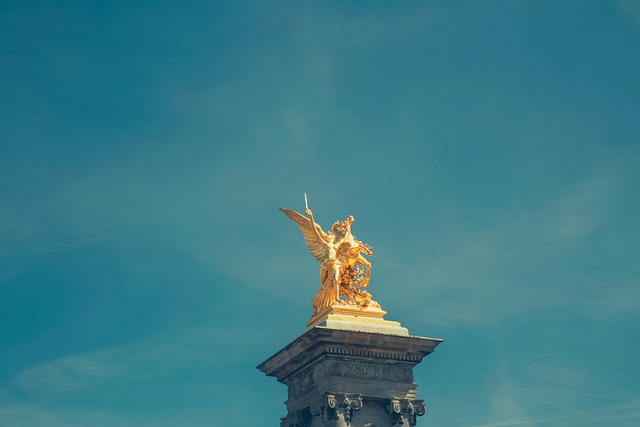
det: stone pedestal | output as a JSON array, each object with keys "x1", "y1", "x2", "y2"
[{"x1": 258, "y1": 307, "x2": 442, "y2": 427}]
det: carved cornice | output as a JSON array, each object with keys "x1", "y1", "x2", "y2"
[{"x1": 258, "y1": 327, "x2": 442, "y2": 384}]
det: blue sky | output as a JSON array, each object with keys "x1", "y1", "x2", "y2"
[{"x1": 1, "y1": 1, "x2": 639, "y2": 426}]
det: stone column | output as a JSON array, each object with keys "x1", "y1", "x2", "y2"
[{"x1": 258, "y1": 306, "x2": 442, "y2": 427}]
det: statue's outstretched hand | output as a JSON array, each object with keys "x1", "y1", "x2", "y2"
[{"x1": 305, "y1": 209, "x2": 312, "y2": 217}]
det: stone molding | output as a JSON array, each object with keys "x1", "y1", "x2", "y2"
[{"x1": 258, "y1": 327, "x2": 441, "y2": 385}]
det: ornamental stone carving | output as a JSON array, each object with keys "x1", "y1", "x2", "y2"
[
  {"x1": 312, "y1": 360, "x2": 413, "y2": 384},
  {"x1": 288, "y1": 368, "x2": 315, "y2": 395},
  {"x1": 310, "y1": 392, "x2": 363, "y2": 424},
  {"x1": 385, "y1": 398, "x2": 426, "y2": 427},
  {"x1": 281, "y1": 408, "x2": 311, "y2": 427}
]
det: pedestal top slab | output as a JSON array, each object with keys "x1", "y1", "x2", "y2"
[
  {"x1": 258, "y1": 325, "x2": 442, "y2": 383},
  {"x1": 306, "y1": 305, "x2": 409, "y2": 336}
]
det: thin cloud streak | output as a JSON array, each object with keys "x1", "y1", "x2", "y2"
[
  {"x1": 618, "y1": 0, "x2": 640, "y2": 29},
  {"x1": 0, "y1": 264, "x2": 23, "y2": 285},
  {"x1": 470, "y1": 398, "x2": 640, "y2": 427},
  {"x1": 390, "y1": 169, "x2": 635, "y2": 327},
  {"x1": 6, "y1": 323, "x2": 250, "y2": 399},
  {"x1": 0, "y1": 321, "x2": 277, "y2": 426}
]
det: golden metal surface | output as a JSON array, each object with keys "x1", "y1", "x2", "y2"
[{"x1": 280, "y1": 202, "x2": 380, "y2": 317}]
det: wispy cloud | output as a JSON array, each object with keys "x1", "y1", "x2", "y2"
[
  {"x1": 471, "y1": 398, "x2": 640, "y2": 426},
  {"x1": 0, "y1": 320, "x2": 274, "y2": 426},
  {"x1": 0, "y1": 264, "x2": 23, "y2": 284},
  {"x1": 4, "y1": 323, "x2": 247, "y2": 399},
  {"x1": 0, "y1": 399, "x2": 223, "y2": 427},
  {"x1": 583, "y1": 277, "x2": 640, "y2": 319},
  {"x1": 0, "y1": 210, "x2": 84, "y2": 258},
  {"x1": 468, "y1": 354, "x2": 639, "y2": 427},
  {"x1": 386, "y1": 170, "x2": 634, "y2": 327},
  {"x1": 618, "y1": 0, "x2": 640, "y2": 30},
  {"x1": 484, "y1": 368, "x2": 532, "y2": 424}
]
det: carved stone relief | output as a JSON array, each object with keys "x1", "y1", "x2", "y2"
[
  {"x1": 281, "y1": 408, "x2": 311, "y2": 427},
  {"x1": 309, "y1": 392, "x2": 363, "y2": 424},
  {"x1": 313, "y1": 360, "x2": 413, "y2": 384},
  {"x1": 288, "y1": 368, "x2": 315, "y2": 395},
  {"x1": 385, "y1": 398, "x2": 426, "y2": 427}
]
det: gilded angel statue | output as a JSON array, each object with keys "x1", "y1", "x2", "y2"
[{"x1": 280, "y1": 201, "x2": 378, "y2": 315}]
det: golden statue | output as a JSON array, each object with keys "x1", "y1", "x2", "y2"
[{"x1": 280, "y1": 197, "x2": 379, "y2": 316}]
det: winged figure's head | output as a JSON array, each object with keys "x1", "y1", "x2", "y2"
[{"x1": 331, "y1": 216, "x2": 354, "y2": 234}]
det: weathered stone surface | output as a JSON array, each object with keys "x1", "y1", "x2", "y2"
[{"x1": 258, "y1": 325, "x2": 442, "y2": 426}]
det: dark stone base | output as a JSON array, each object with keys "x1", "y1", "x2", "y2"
[{"x1": 258, "y1": 326, "x2": 442, "y2": 427}]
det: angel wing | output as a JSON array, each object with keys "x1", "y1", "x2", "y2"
[{"x1": 280, "y1": 207, "x2": 328, "y2": 263}]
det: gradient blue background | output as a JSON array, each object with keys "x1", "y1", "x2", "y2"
[{"x1": 1, "y1": 1, "x2": 639, "y2": 426}]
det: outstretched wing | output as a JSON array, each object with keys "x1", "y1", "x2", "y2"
[{"x1": 280, "y1": 207, "x2": 327, "y2": 262}]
